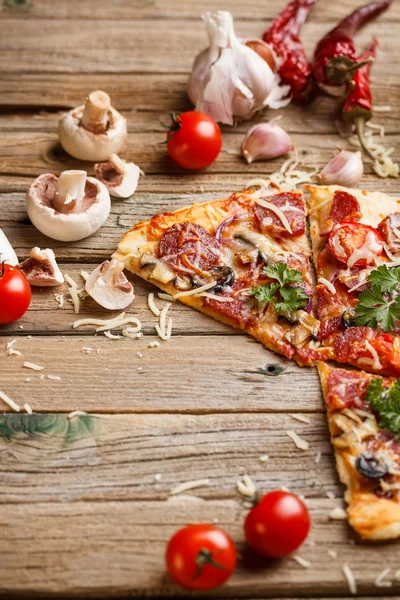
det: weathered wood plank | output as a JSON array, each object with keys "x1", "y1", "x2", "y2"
[
  {"x1": 1, "y1": 497, "x2": 399, "y2": 598},
  {"x1": 0, "y1": 412, "x2": 334, "y2": 503},
  {"x1": 0, "y1": 335, "x2": 321, "y2": 413},
  {"x1": 0, "y1": 263, "x2": 237, "y2": 336},
  {"x1": 0, "y1": 129, "x2": 398, "y2": 181},
  {"x1": 0, "y1": 20, "x2": 396, "y2": 74},
  {"x1": 1, "y1": 74, "x2": 399, "y2": 118},
  {"x1": 1, "y1": 0, "x2": 399, "y2": 21}
]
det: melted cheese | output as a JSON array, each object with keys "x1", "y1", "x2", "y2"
[
  {"x1": 358, "y1": 340, "x2": 382, "y2": 371},
  {"x1": 255, "y1": 198, "x2": 293, "y2": 233},
  {"x1": 347, "y1": 231, "x2": 383, "y2": 268},
  {"x1": 173, "y1": 281, "x2": 216, "y2": 299}
]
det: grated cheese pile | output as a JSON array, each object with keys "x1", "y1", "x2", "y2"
[
  {"x1": 349, "y1": 128, "x2": 399, "y2": 179},
  {"x1": 247, "y1": 157, "x2": 318, "y2": 192}
]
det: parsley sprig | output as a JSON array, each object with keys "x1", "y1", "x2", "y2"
[
  {"x1": 366, "y1": 378, "x2": 400, "y2": 437},
  {"x1": 354, "y1": 265, "x2": 400, "y2": 331},
  {"x1": 250, "y1": 263, "x2": 309, "y2": 314}
]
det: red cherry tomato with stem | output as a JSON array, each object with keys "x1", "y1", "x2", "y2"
[
  {"x1": 0, "y1": 262, "x2": 31, "y2": 324},
  {"x1": 244, "y1": 491, "x2": 310, "y2": 558},
  {"x1": 165, "y1": 524, "x2": 236, "y2": 590},
  {"x1": 166, "y1": 111, "x2": 222, "y2": 170},
  {"x1": 328, "y1": 221, "x2": 383, "y2": 267}
]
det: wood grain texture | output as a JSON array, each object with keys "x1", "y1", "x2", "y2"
[
  {"x1": 0, "y1": 20, "x2": 396, "y2": 74},
  {"x1": 2, "y1": 497, "x2": 400, "y2": 598},
  {"x1": 1, "y1": 0, "x2": 399, "y2": 21},
  {"x1": 0, "y1": 412, "x2": 334, "y2": 503},
  {"x1": 0, "y1": 335, "x2": 321, "y2": 413}
]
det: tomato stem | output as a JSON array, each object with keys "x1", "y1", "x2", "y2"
[{"x1": 193, "y1": 548, "x2": 226, "y2": 581}]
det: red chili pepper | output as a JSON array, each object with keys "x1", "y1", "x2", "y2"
[
  {"x1": 342, "y1": 38, "x2": 378, "y2": 160},
  {"x1": 312, "y1": 0, "x2": 391, "y2": 94},
  {"x1": 263, "y1": 0, "x2": 318, "y2": 103}
]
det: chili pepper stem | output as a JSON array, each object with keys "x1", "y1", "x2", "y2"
[{"x1": 355, "y1": 117, "x2": 376, "y2": 161}]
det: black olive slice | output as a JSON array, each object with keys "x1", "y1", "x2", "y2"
[
  {"x1": 342, "y1": 309, "x2": 357, "y2": 329},
  {"x1": 211, "y1": 266, "x2": 235, "y2": 293},
  {"x1": 355, "y1": 452, "x2": 389, "y2": 479}
]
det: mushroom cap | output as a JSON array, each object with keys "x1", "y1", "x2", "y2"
[
  {"x1": 95, "y1": 159, "x2": 141, "y2": 199},
  {"x1": 85, "y1": 259, "x2": 134, "y2": 310},
  {"x1": 26, "y1": 173, "x2": 111, "y2": 242},
  {"x1": 18, "y1": 247, "x2": 64, "y2": 287},
  {"x1": 0, "y1": 229, "x2": 18, "y2": 266},
  {"x1": 58, "y1": 105, "x2": 127, "y2": 161}
]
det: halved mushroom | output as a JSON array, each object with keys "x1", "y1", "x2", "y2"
[
  {"x1": 58, "y1": 91, "x2": 127, "y2": 161},
  {"x1": 18, "y1": 247, "x2": 64, "y2": 287},
  {"x1": 95, "y1": 154, "x2": 141, "y2": 199},
  {"x1": 0, "y1": 229, "x2": 18, "y2": 266},
  {"x1": 85, "y1": 259, "x2": 134, "y2": 310},
  {"x1": 26, "y1": 170, "x2": 111, "y2": 242}
]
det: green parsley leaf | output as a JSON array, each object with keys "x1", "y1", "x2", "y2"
[
  {"x1": 250, "y1": 282, "x2": 279, "y2": 303},
  {"x1": 368, "y1": 264, "x2": 400, "y2": 292},
  {"x1": 251, "y1": 263, "x2": 309, "y2": 314},
  {"x1": 354, "y1": 284, "x2": 400, "y2": 331},
  {"x1": 366, "y1": 378, "x2": 400, "y2": 438},
  {"x1": 274, "y1": 285, "x2": 309, "y2": 313},
  {"x1": 264, "y1": 263, "x2": 303, "y2": 286}
]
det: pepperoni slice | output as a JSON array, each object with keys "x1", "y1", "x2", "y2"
[
  {"x1": 318, "y1": 316, "x2": 343, "y2": 340},
  {"x1": 320, "y1": 191, "x2": 361, "y2": 237},
  {"x1": 334, "y1": 327, "x2": 400, "y2": 376},
  {"x1": 158, "y1": 222, "x2": 220, "y2": 274},
  {"x1": 378, "y1": 213, "x2": 400, "y2": 255},
  {"x1": 326, "y1": 368, "x2": 370, "y2": 410},
  {"x1": 254, "y1": 192, "x2": 305, "y2": 238}
]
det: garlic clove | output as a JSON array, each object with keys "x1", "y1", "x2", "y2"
[
  {"x1": 319, "y1": 150, "x2": 364, "y2": 187},
  {"x1": 241, "y1": 118, "x2": 294, "y2": 164},
  {"x1": 244, "y1": 39, "x2": 276, "y2": 71},
  {"x1": 0, "y1": 229, "x2": 18, "y2": 266}
]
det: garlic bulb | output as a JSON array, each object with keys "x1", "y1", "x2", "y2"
[
  {"x1": 319, "y1": 150, "x2": 364, "y2": 187},
  {"x1": 188, "y1": 11, "x2": 290, "y2": 126},
  {"x1": 241, "y1": 117, "x2": 294, "y2": 164}
]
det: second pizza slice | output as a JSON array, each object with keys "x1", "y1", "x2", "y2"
[
  {"x1": 113, "y1": 185, "x2": 321, "y2": 366},
  {"x1": 308, "y1": 185, "x2": 400, "y2": 376}
]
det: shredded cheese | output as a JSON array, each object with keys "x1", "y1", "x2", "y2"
[
  {"x1": 80, "y1": 270, "x2": 89, "y2": 281},
  {"x1": 6, "y1": 340, "x2": 17, "y2": 350},
  {"x1": 148, "y1": 292, "x2": 161, "y2": 316},
  {"x1": 0, "y1": 390, "x2": 20, "y2": 412},
  {"x1": 149, "y1": 341, "x2": 160, "y2": 348},
  {"x1": 64, "y1": 273, "x2": 80, "y2": 314},
  {"x1": 170, "y1": 478, "x2": 210, "y2": 496},
  {"x1": 318, "y1": 277, "x2": 336, "y2": 295},
  {"x1": 255, "y1": 198, "x2": 293, "y2": 234},
  {"x1": 173, "y1": 281, "x2": 216, "y2": 299},
  {"x1": 292, "y1": 555, "x2": 312, "y2": 568},
  {"x1": 23, "y1": 403, "x2": 33, "y2": 414},
  {"x1": 73, "y1": 312, "x2": 142, "y2": 334},
  {"x1": 55, "y1": 293, "x2": 65, "y2": 308},
  {"x1": 328, "y1": 550, "x2": 338, "y2": 560},
  {"x1": 375, "y1": 568, "x2": 392, "y2": 588},
  {"x1": 104, "y1": 330, "x2": 121, "y2": 339},
  {"x1": 47, "y1": 374, "x2": 61, "y2": 381},
  {"x1": 286, "y1": 430, "x2": 309, "y2": 450},
  {"x1": 158, "y1": 292, "x2": 174, "y2": 301},
  {"x1": 315, "y1": 451, "x2": 322, "y2": 464},
  {"x1": 197, "y1": 292, "x2": 235, "y2": 302},
  {"x1": 23, "y1": 361, "x2": 44, "y2": 371},
  {"x1": 291, "y1": 414, "x2": 310, "y2": 424},
  {"x1": 343, "y1": 564, "x2": 357, "y2": 595},
  {"x1": 358, "y1": 340, "x2": 382, "y2": 371},
  {"x1": 259, "y1": 455, "x2": 269, "y2": 462},
  {"x1": 8, "y1": 348, "x2": 22, "y2": 357},
  {"x1": 68, "y1": 410, "x2": 87, "y2": 419},
  {"x1": 237, "y1": 474, "x2": 256, "y2": 498},
  {"x1": 329, "y1": 507, "x2": 347, "y2": 520},
  {"x1": 350, "y1": 129, "x2": 399, "y2": 179}
]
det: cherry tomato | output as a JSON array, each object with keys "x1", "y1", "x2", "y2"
[
  {"x1": 0, "y1": 263, "x2": 31, "y2": 324},
  {"x1": 165, "y1": 524, "x2": 236, "y2": 590},
  {"x1": 166, "y1": 111, "x2": 222, "y2": 170},
  {"x1": 244, "y1": 491, "x2": 310, "y2": 558},
  {"x1": 328, "y1": 221, "x2": 383, "y2": 267}
]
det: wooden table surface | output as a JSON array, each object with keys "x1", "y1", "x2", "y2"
[{"x1": 1, "y1": 0, "x2": 400, "y2": 597}]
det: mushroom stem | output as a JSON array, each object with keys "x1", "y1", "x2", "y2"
[
  {"x1": 53, "y1": 170, "x2": 87, "y2": 214},
  {"x1": 102, "y1": 259, "x2": 125, "y2": 285},
  {"x1": 108, "y1": 154, "x2": 127, "y2": 175},
  {"x1": 81, "y1": 90, "x2": 111, "y2": 134}
]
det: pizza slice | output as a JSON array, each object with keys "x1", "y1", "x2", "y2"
[
  {"x1": 307, "y1": 184, "x2": 400, "y2": 376},
  {"x1": 318, "y1": 362, "x2": 400, "y2": 540},
  {"x1": 113, "y1": 185, "x2": 323, "y2": 366}
]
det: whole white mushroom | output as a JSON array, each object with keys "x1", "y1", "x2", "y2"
[
  {"x1": 58, "y1": 90, "x2": 127, "y2": 161},
  {"x1": 26, "y1": 170, "x2": 111, "y2": 242}
]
